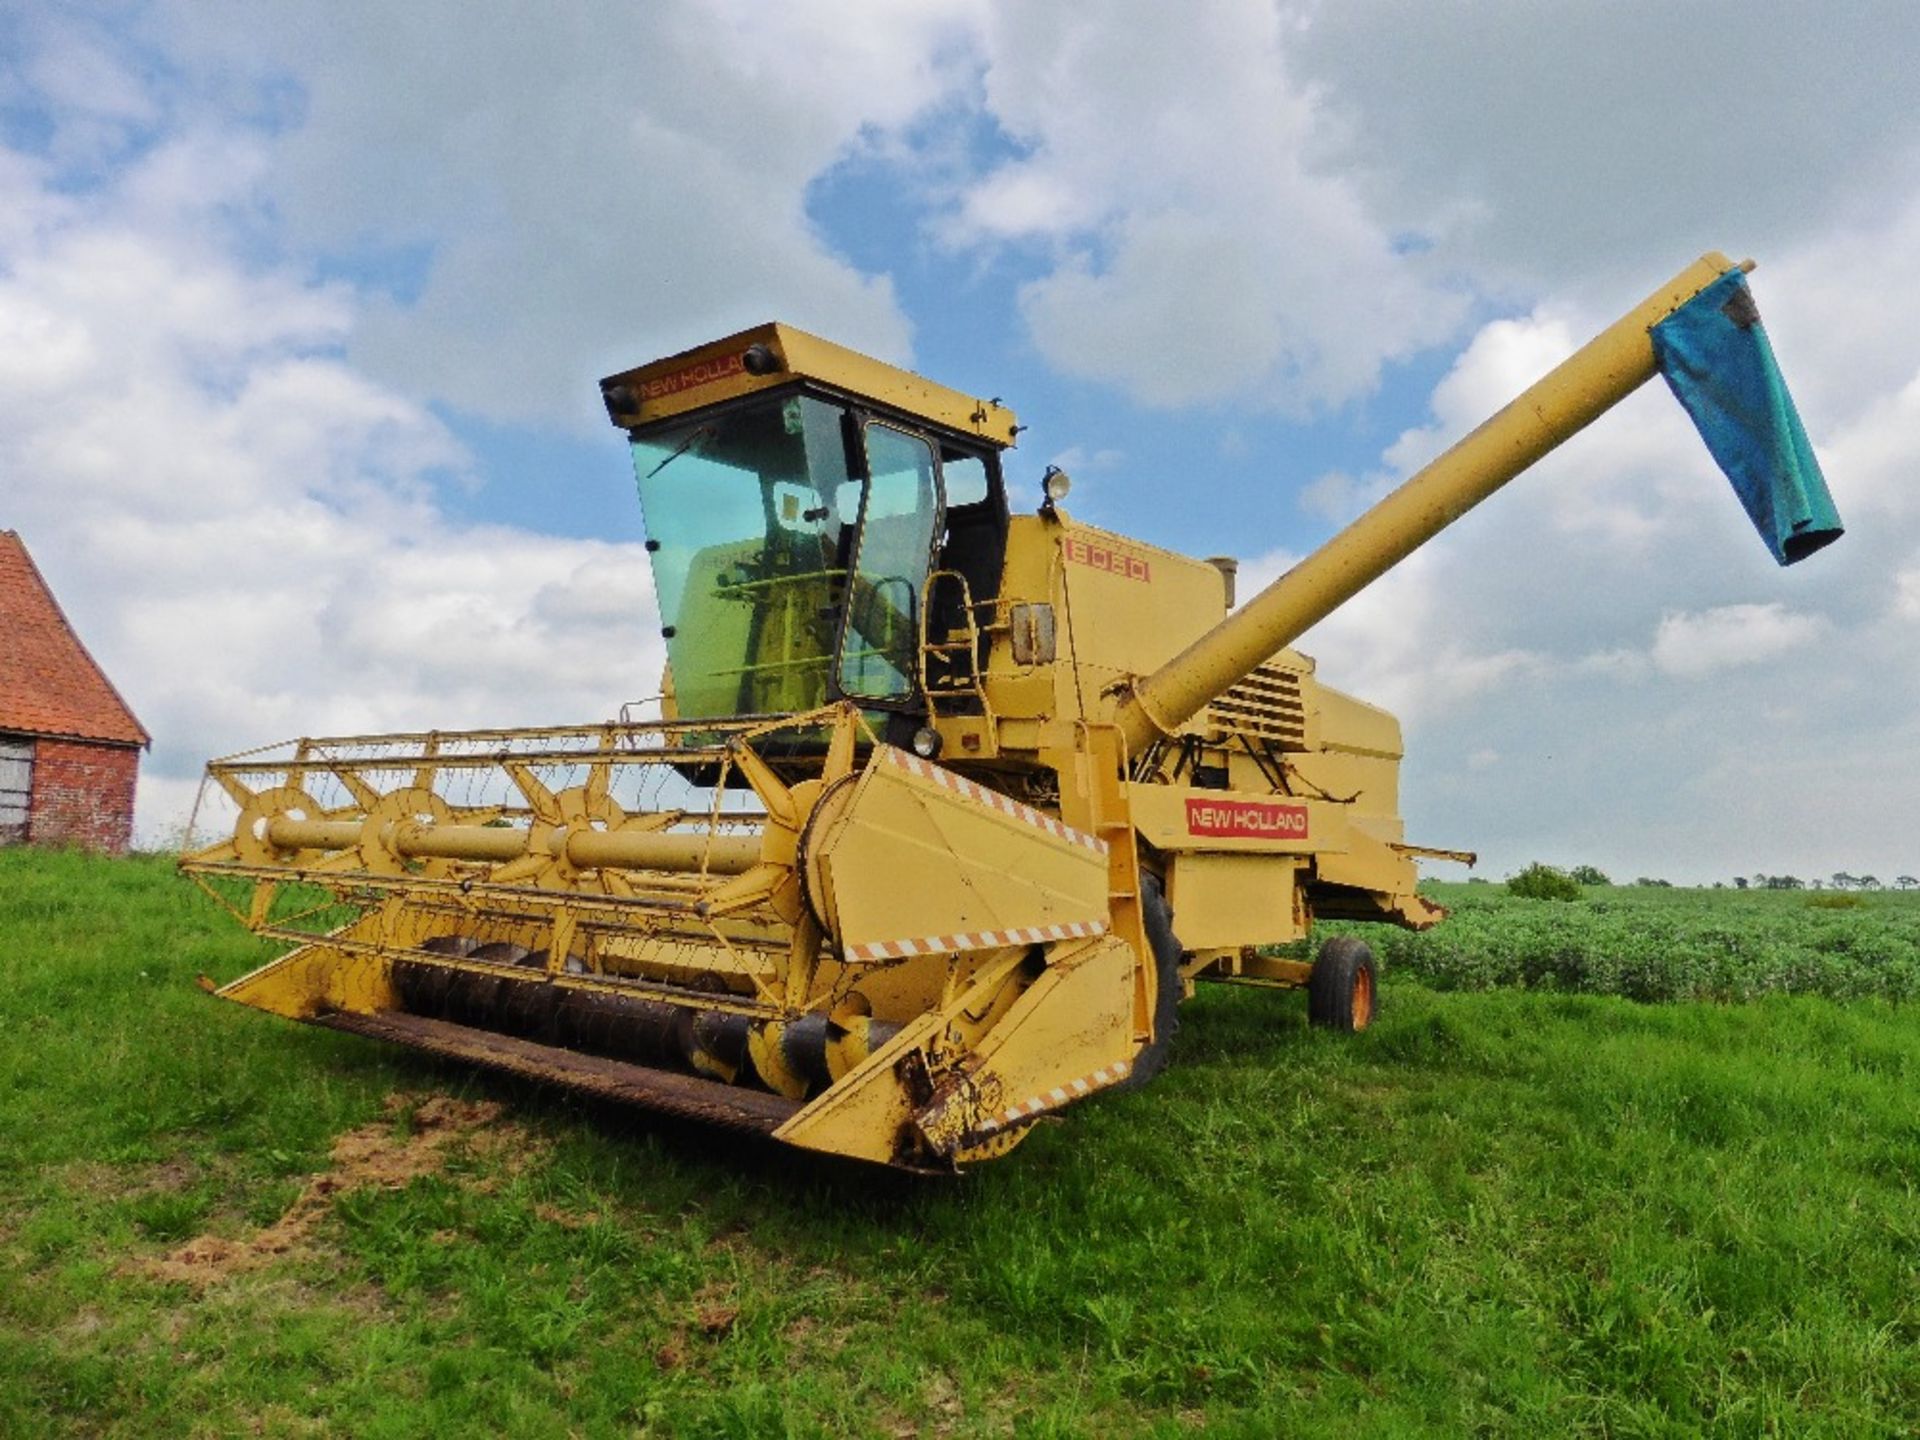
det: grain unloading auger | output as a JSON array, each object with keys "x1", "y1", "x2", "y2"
[{"x1": 183, "y1": 253, "x2": 1840, "y2": 1170}]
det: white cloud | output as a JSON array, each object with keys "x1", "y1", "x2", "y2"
[
  {"x1": 1047, "y1": 444, "x2": 1123, "y2": 475},
  {"x1": 1570, "y1": 647, "x2": 1652, "y2": 683},
  {"x1": 1298, "y1": 471, "x2": 1361, "y2": 522},
  {"x1": 1381, "y1": 314, "x2": 1582, "y2": 473},
  {"x1": 10, "y1": 17, "x2": 161, "y2": 171},
  {"x1": 949, "y1": 2, "x2": 1466, "y2": 410},
  {"x1": 1236, "y1": 543, "x2": 1545, "y2": 726},
  {"x1": 149, "y1": 0, "x2": 989, "y2": 429},
  {"x1": 1297, "y1": 468, "x2": 1395, "y2": 524},
  {"x1": 1650, "y1": 604, "x2": 1825, "y2": 679},
  {"x1": 1287, "y1": 2, "x2": 1920, "y2": 297},
  {"x1": 1814, "y1": 372, "x2": 1920, "y2": 520},
  {"x1": 1895, "y1": 565, "x2": 1920, "y2": 622}
]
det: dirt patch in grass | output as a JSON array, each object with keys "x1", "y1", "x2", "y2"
[
  {"x1": 55, "y1": 1157, "x2": 198, "y2": 1200},
  {"x1": 134, "y1": 1092, "x2": 525, "y2": 1286},
  {"x1": 532, "y1": 1201, "x2": 602, "y2": 1229}
]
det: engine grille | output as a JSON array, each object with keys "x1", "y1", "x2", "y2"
[{"x1": 1206, "y1": 663, "x2": 1310, "y2": 748}]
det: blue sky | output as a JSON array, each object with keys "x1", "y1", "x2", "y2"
[{"x1": 2, "y1": 2, "x2": 1917, "y2": 884}]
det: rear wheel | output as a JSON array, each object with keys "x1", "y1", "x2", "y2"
[{"x1": 1308, "y1": 935, "x2": 1377, "y2": 1031}]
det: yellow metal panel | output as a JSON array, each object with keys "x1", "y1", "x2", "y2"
[
  {"x1": 771, "y1": 1010, "x2": 943, "y2": 1165},
  {"x1": 1166, "y1": 852, "x2": 1305, "y2": 949},
  {"x1": 911, "y1": 935, "x2": 1139, "y2": 1154},
  {"x1": 1229, "y1": 953, "x2": 1314, "y2": 987},
  {"x1": 217, "y1": 911, "x2": 400, "y2": 1019},
  {"x1": 810, "y1": 746, "x2": 1110, "y2": 961},
  {"x1": 1313, "y1": 685, "x2": 1403, "y2": 762},
  {"x1": 1050, "y1": 517, "x2": 1228, "y2": 720},
  {"x1": 774, "y1": 946, "x2": 1032, "y2": 1165},
  {"x1": 1312, "y1": 824, "x2": 1418, "y2": 896},
  {"x1": 974, "y1": 515, "x2": 1067, "y2": 725},
  {"x1": 601, "y1": 322, "x2": 1020, "y2": 446}
]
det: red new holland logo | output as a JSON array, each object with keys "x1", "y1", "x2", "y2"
[
  {"x1": 1185, "y1": 797, "x2": 1309, "y2": 840},
  {"x1": 640, "y1": 351, "x2": 746, "y2": 401}
]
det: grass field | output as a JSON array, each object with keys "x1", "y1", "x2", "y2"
[
  {"x1": 1328, "y1": 880, "x2": 1920, "y2": 1003},
  {"x1": 2, "y1": 850, "x2": 1917, "y2": 1437}
]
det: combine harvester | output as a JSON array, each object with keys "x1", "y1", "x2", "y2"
[{"x1": 184, "y1": 254, "x2": 1840, "y2": 1169}]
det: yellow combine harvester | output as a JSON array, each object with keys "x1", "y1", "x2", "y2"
[{"x1": 183, "y1": 253, "x2": 1840, "y2": 1170}]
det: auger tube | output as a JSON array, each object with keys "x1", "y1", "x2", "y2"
[
  {"x1": 1113, "y1": 251, "x2": 1742, "y2": 755},
  {"x1": 263, "y1": 815, "x2": 763, "y2": 874}
]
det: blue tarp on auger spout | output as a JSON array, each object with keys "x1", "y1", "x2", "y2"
[{"x1": 1651, "y1": 268, "x2": 1843, "y2": 565}]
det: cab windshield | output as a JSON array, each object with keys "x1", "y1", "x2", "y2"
[{"x1": 631, "y1": 394, "x2": 942, "y2": 718}]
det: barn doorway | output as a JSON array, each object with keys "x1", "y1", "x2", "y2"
[{"x1": 0, "y1": 735, "x2": 32, "y2": 844}]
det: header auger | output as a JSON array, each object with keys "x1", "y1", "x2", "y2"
[{"x1": 184, "y1": 253, "x2": 1840, "y2": 1170}]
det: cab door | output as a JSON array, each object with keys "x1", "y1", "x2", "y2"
[{"x1": 834, "y1": 422, "x2": 943, "y2": 706}]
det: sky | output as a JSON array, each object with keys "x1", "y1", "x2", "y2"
[{"x1": 1, "y1": 1, "x2": 1915, "y2": 885}]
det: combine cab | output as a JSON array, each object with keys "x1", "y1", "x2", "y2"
[{"x1": 184, "y1": 254, "x2": 1839, "y2": 1169}]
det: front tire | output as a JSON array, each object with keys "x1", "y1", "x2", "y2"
[
  {"x1": 1308, "y1": 935, "x2": 1377, "y2": 1031},
  {"x1": 1118, "y1": 872, "x2": 1184, "y2": 1089}
]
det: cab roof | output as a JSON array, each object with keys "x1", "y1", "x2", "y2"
[{"x1": 600, "y1": 322, "x2": 1020, "y2": 449}]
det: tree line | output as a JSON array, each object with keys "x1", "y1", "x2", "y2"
[
  {"x1": 1484, "y1": 864, "x2": 1920, "y2": 895},
  {"x1": 1736, "y1": 873, "x2": 1919, "y2": 891}
]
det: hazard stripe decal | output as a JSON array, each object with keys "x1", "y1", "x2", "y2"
[
  {"x1": 843, "y1": 918, "x2": 1108, "y2": 964},
  {"x1": 972, "y1": 1059, "x2": 1133, "y2": 1135},
  {"x1": 878, "y1": 746, "x2": 1106, "y2": 853}
]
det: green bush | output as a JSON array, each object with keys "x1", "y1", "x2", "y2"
[
  {"x1": 1507, "y1": 862, "x2": 1584, "y2": 902},
  {"x1": 1807, "y1": 892, "x2": 1868, "y2": 910},
  {"x1": 1568, "y1": 864, "x2": 1611, "y2": 886}
]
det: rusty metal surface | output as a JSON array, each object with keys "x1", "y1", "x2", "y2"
[
  {"x1": 310, "y1": 1009, "x2": 803, "y2": 1134},
  {"x1": 1390, "y1": 841, "x2": 1478, "y2": 867}
]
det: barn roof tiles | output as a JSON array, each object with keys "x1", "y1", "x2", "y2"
[{"x1": 0, "y1": 530, "x2": 149, "y2": 747}]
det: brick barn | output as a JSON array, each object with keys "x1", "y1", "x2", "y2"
[{"x1": 0, "y1": 531, "x2": 149, "y2": 853}]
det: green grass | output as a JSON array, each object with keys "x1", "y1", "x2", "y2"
[{"x1": 2, "y1": 849, "x2": 1917, "y2": 1437}]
